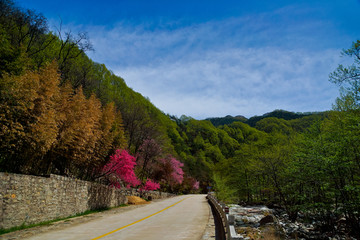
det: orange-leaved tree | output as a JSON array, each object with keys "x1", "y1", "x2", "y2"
[{"x1": 0, "y1": 62, "x2": 60, "y2": 173}]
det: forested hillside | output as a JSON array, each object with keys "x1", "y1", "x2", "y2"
[
  {"x1": 211, "y1": 41, "x2": 360, "y2": 236},
  {"x1": 1, "y1": 1, "x2": 360, "y2": 236},
  {"x1": 0, "y1": 0, "x2": 198, "y2": 193}
]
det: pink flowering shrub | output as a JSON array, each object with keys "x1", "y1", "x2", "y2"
[
  {"x1": 193, "y1": 180, "x2": 200, "y2": 190},
  {"x1": 170, "y1": 157, "x2": 184, "y2": 184},
  {"x1": 141, "y1": 179, "x2": 160, "y2": 191},
  {"x1": 156, "y1": 156, "x2": 184, "y2": 189},
  {"x1": 180, "y1": 176, "x2": 200, "y2": 193},
  {"x1": 102, "y1": 149, "x2": 141, "y2": 188}
]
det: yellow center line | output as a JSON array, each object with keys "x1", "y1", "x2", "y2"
[{"x1": 91, "y1": 196, "x2": 191, "y2": 240}]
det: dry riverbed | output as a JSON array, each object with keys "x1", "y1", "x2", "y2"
[{"x1": 229, "y1": 205, "x2": 357, "y2": 240}]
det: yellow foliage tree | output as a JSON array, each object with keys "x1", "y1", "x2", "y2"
[
  {"x1": 0, "y1": 62, "x2": 60, "y2": 173},
  {"x1": 1, "y1": 62, "x2": 127, "y2": 179},
  {"x1": 25, "y1": 62, "x2": 60, "y2": 170}
]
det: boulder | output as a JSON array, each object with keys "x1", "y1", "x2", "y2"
[{"x1": 260, "y1": 214, "x2": 276, "y2": 225}]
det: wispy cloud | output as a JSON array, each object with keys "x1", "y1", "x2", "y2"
[
  {"x1": 86, "y1": 10, "x2": 336, "y2": 68},
  {"x1": 64, "y1": 8, "x2": 348, "y2": 119},
  {"x1": 118, "y1": 47, "x2": 341, "y2": 118}
]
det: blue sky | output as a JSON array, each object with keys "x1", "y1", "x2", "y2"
[{"x1": 15, "y1": 0, "x2": 360, "y2": 119}]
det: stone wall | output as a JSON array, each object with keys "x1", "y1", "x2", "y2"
[{"x1": 0, "y1": 172, "x2": 172, "y2": 229}]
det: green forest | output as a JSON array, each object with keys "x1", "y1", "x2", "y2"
[{"x1": 1, "y1": 0, "x2": 360, "y2": 236}]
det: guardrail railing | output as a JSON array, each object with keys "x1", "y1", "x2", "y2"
[{"x1": 207, "y1": 193, "x2": 242, "y2": 240}]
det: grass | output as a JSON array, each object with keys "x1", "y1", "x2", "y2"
[{"x1": 0, "y1": 204, "x2": 129, "y2": 235}]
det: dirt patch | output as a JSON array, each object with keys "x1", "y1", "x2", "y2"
[{"x1": 127, "y1": 196, "x2": 149, "y2": 205}]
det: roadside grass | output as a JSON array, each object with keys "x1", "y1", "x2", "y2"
[{"x1": 0, "y1": 204, "x2": 129, "y2": 235}]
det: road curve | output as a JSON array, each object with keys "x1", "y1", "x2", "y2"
[{"x1": 23, "y1": 194, "x2": 210, "y2": 240}]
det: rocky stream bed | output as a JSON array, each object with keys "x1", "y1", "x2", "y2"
[{"x1": 229, "y1": 205, "x2": 357, "y2": 240}]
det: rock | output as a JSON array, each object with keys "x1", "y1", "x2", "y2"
[
  {"x1": 337, "y1": 217, "x2": 346, "y2": 224},
  {"x1": 235, "y1": 219, "x2": 245, "y2": 225},
  {"x1": 246, "y1": 216, "x2": 257, "y2": 223},
  {"x1": 260, "y1": 214, "x2": 276, "y2": 225}
]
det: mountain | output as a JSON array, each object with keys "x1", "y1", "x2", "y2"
[
  {"x1": 245, "y1": 109, "x2": 322, "y2": 127},
  {"x1": 206, "y1": 115, "x2": 247, "y2": 126},
  {"x1": 207, "y1": 109, "x2": 322, "y2": 127}
]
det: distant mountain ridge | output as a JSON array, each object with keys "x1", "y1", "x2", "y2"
[
  {"x1": 206, "y1": 109, "x2": 322, "y2": 127},
  {"x1": 205, "y1": 115, "x2": 247, "y2": 126}
]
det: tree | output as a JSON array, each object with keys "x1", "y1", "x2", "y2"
[
  {"x1": 22, "y1": 62, "x2": 61, "y2": 173},
  {"x1": 52, "y1": 21, "x2": 93, "y2": 82},
  {"x1": 0, "y1": 0, "x2": 207, "y2": 196},
  {"x1": 277, "y1": 40, "x2": 360, "y2": 234},
  {"x1": 140, "y1": 179, "x2": 160, "y2": 191},
  {"x1": 255, "y1": 117, "x2": 293, "y2": 135},
  {"x1": 329, "y1": 40, "x2": 360, "y2": 110},
  {"x1": 0, "y1": 62, "x2": 60, "y2": 173},
  {"x1": 155, "y1": 156, "x2": 184, "y2": 191},
  {"x1": 170, "y1": 157, "x2": 184, "y2": 185},
  {"x1": 92, "y1": 102, "x2": 127, "y2": 169},
  {"x1": 101, "y1": 149, "x2": 140, "y2": 188},
  {"x1": 136, "y1": 138, "x2": 162, "y2": 182},
  {"x1": 180, "y1": 176, "x2": 200, "y2": 194},
  {"x1": 0, "y1": 0, "x2": 52, "y2": 76},
  {"x1": 45, "y1": 86, "x2": 107, "y2": 178}
]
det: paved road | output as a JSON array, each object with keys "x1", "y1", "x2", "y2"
[{"x1": 22, "y1": 194, "x2": 210, "y2": 240}]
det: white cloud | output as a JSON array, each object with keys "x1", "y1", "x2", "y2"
[
  {"x1": 62, "y1": 12, "x2": 348, "y2": 119},
  {"x1": 85, "y1": 11, "x2": 334, "y2": 69},
  {"x1": 117, "y1": 47, "x2": 341, "y2": 119}
]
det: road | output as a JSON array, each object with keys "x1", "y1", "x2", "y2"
[{"x1": 22, "y1": 194, "x2": 210, "y2": 240}]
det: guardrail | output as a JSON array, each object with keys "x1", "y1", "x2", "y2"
[{"x1": 207, "y1": 193, "x2": 242, "y2": 240}]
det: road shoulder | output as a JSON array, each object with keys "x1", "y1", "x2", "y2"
[
  {"x1": 201, "y1": 199, "x2": 216, "y2": 240},
  {"x1": 0, "y1": 201, "x2": 152, "y2": 240}
]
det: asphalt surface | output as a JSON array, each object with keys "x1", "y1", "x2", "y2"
[{"x1": 17, "y1": 194, "x2": 210, "y2": 240}]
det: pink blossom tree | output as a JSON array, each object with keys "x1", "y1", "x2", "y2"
[
  {"x1": 140, "y1": 179, "x2": 160, "y2": 191},
  {"x1": 180, "y1": 176, "x2": 200, "y2": 193},
  {"x1": 193, "y1": 180, "x2": 200, "y2": 190},
  {"x1": 170, "y1": 157, "x2": 184, "y2": 184},
  {"x1": 102, "y1": 149, "x2": 140, "y2": 188},
  {"x1": 156, "y1": 156, "x2": 184, "y2": 191}
]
